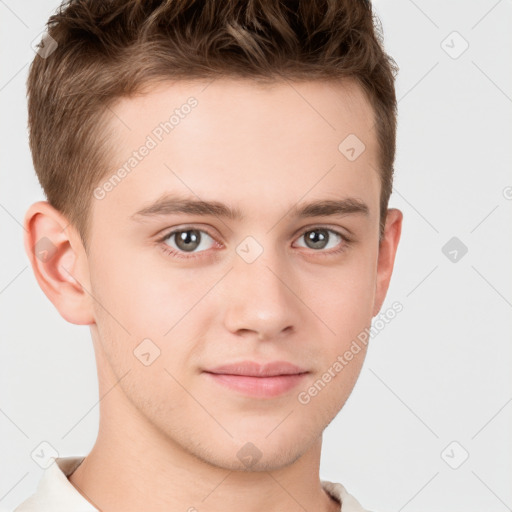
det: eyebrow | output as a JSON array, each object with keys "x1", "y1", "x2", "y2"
[{"x1": 130, "y1": 193, "x2": 369, "y2": 222}]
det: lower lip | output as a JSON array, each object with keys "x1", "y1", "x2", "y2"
[{"x1": 204, "y1": 372, "x2": 308, "y2": 398}]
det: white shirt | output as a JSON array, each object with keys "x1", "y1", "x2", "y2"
[{"x1": 13, "y1": 456, "x2": 371, "y2": 512}]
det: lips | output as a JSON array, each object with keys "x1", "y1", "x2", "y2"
[{"x1": 203, "y1": 360, "x2": 309, "y2": 398}]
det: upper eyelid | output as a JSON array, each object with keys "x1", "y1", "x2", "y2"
[{"x1": 159, "y1": 225, "x2": 217, "y2": 242}]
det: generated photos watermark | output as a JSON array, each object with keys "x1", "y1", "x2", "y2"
[
  {"x1": 93, "y1": 96, "x2": 198, "y2": 200},
  {"x1": 297, "y1": 301, "x2": 403, "y2": 405}
]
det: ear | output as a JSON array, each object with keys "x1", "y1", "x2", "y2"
[
  {"x1": 372, "y1": 208, "x2": 403, "y2": 316},
  {"x1": 23, "y1": 201, "x2": 95, "y2": 325}
]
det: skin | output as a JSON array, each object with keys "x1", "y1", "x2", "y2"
[{"x1": 24, "y1": 78, "x2": 402, "y2": 512}]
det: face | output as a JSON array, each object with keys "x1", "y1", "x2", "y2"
[{"x1": 79, "y1": 78, "x2": 397, "y2": 470}]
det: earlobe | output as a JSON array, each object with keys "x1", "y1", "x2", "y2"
[
  {"x1": 23, "y1": 201, "x2": 95, "y2": 325},
  {"x1": 372, "y1": 208, "x2": 403, "y2": 316}
]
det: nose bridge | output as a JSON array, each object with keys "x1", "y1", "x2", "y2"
[{"x1": 222, "y1": 235, "x2": 299, "y2": 339}]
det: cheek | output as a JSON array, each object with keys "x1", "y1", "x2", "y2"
[
  {"x1": 89, "y1": 253, "x2": 216, "y2": 378},
  {"x1": 89, "y1": 241, "x2": 190, "y2": 334},
  {"x1": 313, "y1": 250, "x2": 377, "y2": 343}
]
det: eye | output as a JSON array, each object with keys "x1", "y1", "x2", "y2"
[
  {"x1": 158, "y1": 227, "x2": 217, "y2": 259},
  {"x1": 157, "y1": 225, "x2": 350, "y2": 260},
  {"x1": 293, "y1": 227, "x2": 348, "y2": 254}
]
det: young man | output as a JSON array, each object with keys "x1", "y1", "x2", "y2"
[{"x1": 16, "y1": 0, "x2": 402, "y2": 510}]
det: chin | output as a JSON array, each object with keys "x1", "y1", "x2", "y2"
[
  {"x1": 198, "y1": 438, "x2": 307, "y2": 472},
  {"x1": 182, "y1": 421, "x2": 319, "y2": 472}
]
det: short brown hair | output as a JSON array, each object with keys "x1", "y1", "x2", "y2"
[{"x1": 27, "y1": 0, "x2": 398, "y2": 250}]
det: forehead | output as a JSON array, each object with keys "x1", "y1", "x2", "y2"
[
  {"x1": 109, "y1": 77, "x2": 375, "y2": 140},
  {"x1": 106, "y1": 77, "x2": 377, "y2": 160},
  {"x1": 93, "y1": 78, "x2": 380, "y2": 227}
]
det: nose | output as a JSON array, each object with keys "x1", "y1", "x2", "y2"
[{"x1": 222, "y1": 246, "x2": 301, "y2": 342}]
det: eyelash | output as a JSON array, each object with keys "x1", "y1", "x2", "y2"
[{"x1": 157, "y1": 225, "x2": 352, "y2": 260}]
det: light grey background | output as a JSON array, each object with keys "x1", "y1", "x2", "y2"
[{"x1": 1, "y1": 1, "x2": 511, "y2": 511}]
